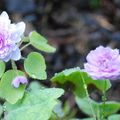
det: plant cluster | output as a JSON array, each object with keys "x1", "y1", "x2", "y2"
[{"x1": 0, "y1": 11, "x2": 119, "y2": 120}]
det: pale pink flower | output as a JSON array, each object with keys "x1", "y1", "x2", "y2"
[
  {"x1": 0, "y1": 11, "x2": 25, "y2": 62},
  {"x1": 84, "y1": 46, "x2": 120, "y2": 80},
  {"x1": 12, "y1": 76, "x2": 28, "y2": 88}
]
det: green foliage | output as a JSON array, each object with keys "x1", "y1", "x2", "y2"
[
  {"x1": 0, "y1": 26, "x2": 119, "y2": 120},
  {"x1": 4, "y1": 88, "x2": 64, "y2": 120},
  {"x1": 51, "y1": 67, "x2": 120, "y2": 119},
  {"x1": 28, "y1": 81, "x2": 44, "y2": 91},
  {"x1": 24, "y1": 52, "x2": 47, "y2": 80},
  {"x1": 51, "y1": 67, "x2": 111, "y2": 98},
  {"x1": 22, "y1": 37, "x2": 29, "y2": 42},
  {"x1": 0, "y1": 70, "x2": 26, "y2": 104},
  {"x1": 0, "y1": 104, "x2": 3, "y2": 119},
  {"x1": 75, "y1": 96, "x2": 99, "y2": 117},
  {"x1": 29, "y1": 31, "x2": 56, "y2": 53},
  {"x1": 76, "y1": 96, "x2": 120, "y2": 117},
  {"x1": 100, "y1": 101, "x2": 120, "y2": 117},
  {"x1": 108, "y1": 114, "x2": 120, "y2": 120},
  {"x1": 53, "y1": 101, "x2": 64, "y2": 118},
  {"x1": 0, "y1": 60, "x2": 5, "y2": 78}
]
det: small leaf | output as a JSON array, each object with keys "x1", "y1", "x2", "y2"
[
  {"x1": 99, "y1": 102, "x2": 120, "y2": 117},
  {"x1": 0, "y1": 60, "x2": 5, "y2": 78},
  {"x1": 5, "y1": 88, "x2": 64, "y2": 120},
  {"x1": 0, "y1": 70, "x2": 26, "y2": 104},
  {"x1": 51, "y1": 67, "x2": 111, "y2": 98},
  {"x1": 76, "y1": 96, "x2": 120, "y2": 117},
  {"x1": 75, "y1": 96, "x2": 100, "y2": 117},
  {"x1": 24, "y1": 52, "x2": 47, "y2": 80},
  {"x1": 30, "y1": 31, "x2": 56, "y2": 53},
  {"x1": 108, "y1": 114, "x2": 120, "y2": 120},
  {"x1": 30, "y1": 31, "x2": 47, "y2": 43}
]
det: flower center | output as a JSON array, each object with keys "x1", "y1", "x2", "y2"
[
  {"x1": 98, "y1": 57, "x2": 116, "y2": 73},
  {"x1": 99, "y1": 58, "x2": 111, "y2": 72}
]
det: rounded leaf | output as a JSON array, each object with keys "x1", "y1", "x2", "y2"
[
  {"x1": 0, "y1": 70, "x2": 26, "y2": 104},
  {"x1": 30, "y1": 31, "x2": 56, "y2": 53},
  {"x1": 24, "y1": 52, "x2": 47, "y2": 80}
]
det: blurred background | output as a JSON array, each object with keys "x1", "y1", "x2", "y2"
[{"x1": 1, "y1": 0, "x2": 120, "y2": 118}]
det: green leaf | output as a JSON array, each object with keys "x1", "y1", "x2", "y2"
[
  {"x1": 5, "y1": 88, "x2": 64, "y2": 120},
  {"x1": 51, "y1": 67, "x2": 111, "y2": 98},
  {"x1": 108, "y1": 114, "x2": 120, "y2": 120},
  {"x1": 76, "y1": 96, "x2": 120, "y2": 117},
  {"x1": 22, "y1": 37, "x2": 29, "y2": 42},
  {"x1": 0, "y1": 60, "x2": 5, "y2": 78},
  {"x1": 28, "y1": 81, "x2": 44, "y2": 91},
  {"x1": 24, "y1": 52, "x2": 47, "y2": 80},
  {"x1": 0, "y1": 70, "x2": 26, "y2": 104},
  {"x1": 53, "y1": 101, "x2": 64, "y2": 118},
  {"x1": 30, "y1": 31, "x2": 56, "y2": 53},
  {"x1": 0, "y1": 104, "x2": 3, "y2": 118},
  {"x1": 76, "y1": 96, "x2": 100, "y2": 117},
  {"x1": 99, "y1": 102, "x2": 120, "y2": 117}
]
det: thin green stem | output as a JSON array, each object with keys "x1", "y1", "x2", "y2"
[
  {"x1": 101, "y1": 81, "x2": 107, "y2": 119},
  {"x1": 11, "y1": 60, "x2": 18, "y2": 76},
  {"x1": 20, "y1": 42, "x2": 31, "y2": 51},
  {"x1": 80, "y1": 72, "x2": 96, "y2": 120}
]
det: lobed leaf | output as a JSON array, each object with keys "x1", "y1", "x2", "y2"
[
  {"x1": 51, "y1": 67, "x2": 111, "y2": 98},
  {"x1": 5, "y1": 88, "x2": 64, "y2": 120}
]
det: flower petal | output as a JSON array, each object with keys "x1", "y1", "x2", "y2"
[
  {"x1": 1, "y1": 11, "x2": 9, "y2": 19},
  {"x1": 11, "y1": 47, "x2": 21, "y2": 61},
  {"x1": 2, "y1": 54, "x2": 11, "y2": 62},
  {"x1": 0, "y1": 11, "x2": 11, "y2": 26},
  {"x1": 10, "y1": 22, "x2": 25, "y2": 43},
  {"x1": 12, "y1": 76, "x2": 28, "y2": 88},
  {"x1": 12, "y1": 78, "x2": 20, "y2": 88}
]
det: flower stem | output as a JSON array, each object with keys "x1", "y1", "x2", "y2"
[
  {"x1": 80, "y1": 72, "x2": 96, "y2": 120},
  {"x1": 101, "y1": 81, "x2": 107, "y2": 119},
  {"x1": 20, "y1": 42, "x2": 31, "y2": 51},
  {"x1": 11, "y1": 60, "x2": 18, "y2": 76}
]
